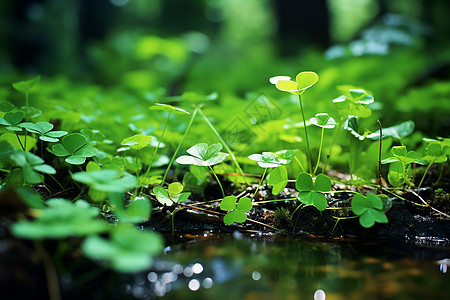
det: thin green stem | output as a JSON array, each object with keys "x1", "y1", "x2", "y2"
[
  {"x1": 209, "y1": 165, "x2": 225, "y2": 197},
  {"x1": 197, "y1": 107, "x2": 248, "y2": 184},
  {"x1": 298, "y1": 94, "x2": 311, "y2": 173},
  {"x1": 134, "y1": 149, "x2": 140, "y2": 197},
  {"x1": 323, "y1": 117, "x2": 343, "y2": 173},
  {"x1": 24, "y1": 91, "x2": 29, "y2": 150},
  {"x1": 252, "y1": 167, "x2": 268, "y2": 199},
  {"x1": 434, "y1": 163, "x2": 444, "y2": 186},
  {"x1": 313, "y1": 127, "x2": 324, "y2": 174},
  {"x1": 293, "y1": 155, "x2": 305, "y2": 173},
  {"x1": 416, "y1": 161, "x2": 433, "y2": 194},
  {"x1": 162, "y1": 108, "x2": 198, "y2": 185},
  {"x1": 377, "y1": 119, "x2": 383, "y2": 191},
  {"x1": 139, "y1": 112, "x2": 171, "y2": 194}
]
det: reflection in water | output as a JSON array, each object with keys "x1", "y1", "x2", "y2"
[{"x1": 128, "y1": 233, "x2": 450, "y2": 299}]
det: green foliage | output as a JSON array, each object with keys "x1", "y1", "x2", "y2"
[
  {"x1": 19, "y1": 121, "x2": 68, "y2": 142},
  {"x1": 0, "y1": 132, "x2": 37, "y2": 151},
  {"x1": 82, "y1": 224, "x2": 163, "y2": 273},
  {"x1": 295, "y1": 173, "x2": 331, "y2": 211},
  {"x1": 268, "y1": 165, "x2": 288, "y2": 195},
  {"x1": 121, "y1": 134, "x2": 153, "y2": 150},
  {"x1": 12, "y1": 76, "x2": 41, "y2": 93},
  {"x1": 51, "y1": 133, "x2": 97, "y2": 164},
  {"x1": 220, "y1": 195, "x2": 253, "y2": 225},
  {"x1": 153, "y1": 182, "x2": 191, "y2": 206},
  {"x1": 351, "y1": 193, "x2": 388, "y2": 228},
  {"x1": 333, "y1": 87, "x2": 374, "y2": 118},
  {"x1": 382, "y1": 145, "x2": 424, "y2": 187},
  {"x1": 248, "y1": 152, "x2": 290, "y2": 168},
  {"x1": 367, "y1": 121, "x2": 415, "y2": 140},
  {"x1": 271, "y1": 71, "x2": 319, "y2": 95},
  {"x1": 109, "y1": 193, "x2": 152, "y2": 223},
  {"x1": 11, "y1": 150, "x2": 56, "y2": 184},
  {"x1": 12, "y1": 198, "x2": 108, "y2": 239},
  {"x1": 0, "y1": 111, "x2": 25, "y2": 131},
  {"x1": 310, "y1": 113, "x2": 336, "y2": 129},
  {"x1": 176, "y1": 143, "x2": 229, "y2": 166},
  {"x1": 149, "y1": 103, "x2": 190, "y2": 115},
  {"x1": 72, "y1": 169, "x2": 137, "y2": 194}
]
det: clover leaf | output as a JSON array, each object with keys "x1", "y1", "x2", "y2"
[
  {"x1": 82, "y1": 224, "x2": 163, "y2": 273},
  {"x1": 268, "y1": 165, "x2": 288, "y2": 195},
  {"x1": 121, "y1": 134, "x2": 152, "y2": 150},
  {"x1": 422, "y1": 143, "x2": 448, "y2": 164},
  {"x1": 149, "y1": 103, "x2": 190, "y2": 115},
  {"x1": 295, "y1": 173, "x2": 331, "y2": 211},
  {"x1": 108, "y1": 193, "x2": 152, "y2": 223},
  {"x1": 10, "y1": 150, "x2": 56, "y2": 184},
  {"x1": 248, "y1": 152, "x2": 290, "y2": 168},
  {"x1": 12, "y1": 198, "x2": 109, "y2": 239},
  {"x1": 153, "y1": 182, "x2": 191, "y2": 206},
  {"x1": 271, "y1": 71, "x2": 319, "y2": 95},
  {"x1": 176, "y1": 143, "x2": 229, "y2": 166},
  {"x1": 19, "y1": 121, "x2": 68, "y2": 142},
  {"x1": 51, "y1": 133, "x2": 97, "y2": 165},
  {"x1": 72, "y1": 169, "x2": 137, "y2": 193},
  {"x1": 0, "y1": 111, "x2": 25, "y2": 131},
  {"x1": 12, "y1": 76, "x2": 40, "y2": 93},
  {"x1": 310, "y1": 113, "x2": 336, "y2": 129},
  {"x1": 333, "y1": 86, "x2": 374, "y2": 118},
  {"x1": 351, "y1": 193, "x2": 388, "y2": 228},
  {"x1": 220, "y1": 195, "x2": 252, "y2": 225},
  {"x1": 367, "y1": 121, "x2": 415, "y2": 140}
]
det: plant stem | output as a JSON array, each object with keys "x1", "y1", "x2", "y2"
[
  {"x1": 323, "y1": 117, "x2": 343, "y2": 173},
  {"x1": 139, "y1": 112, "x2": 171, "y2": 195},
  {"x1": 293, "y1": 155, "x2": 305, "y2": 173},
  {"x1": 197, "y1": 107, "x2": 248, "y2": 184},
  {"x1": 134, "y1": 149, "x2": 140, "y2": 197},
  {"x1": 162, "y1": 108, "x2": 198, "y2": 185},
  {"x1": 435, "y1": 163, "x2": 444, "y2": 186},
  {"x1": 34, "y1": 241, "x2": 61, "y2": 300},
  {"x1": 209, "y1": 165, "x2": 225, "y2": 197},
  {"x1": 377, "y1": 119, "x2": 383, "y2": 191},
  {"x1": 252, "y1": 167, "x2": 268, "y2": 199},
  {"x1": 313, "y1": 128, "x2": 324, "y2": 174},
  {"x1": 416, "y1": 161, "x2": 433, "y2": 194},
  {"x1": 298, "y1": 94, "x2": 311, "y2": 173},
  {"x1": 24, "y1": 91, "x2": 29, "y2": 150}
]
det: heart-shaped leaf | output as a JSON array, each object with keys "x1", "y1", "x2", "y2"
[
  {"x1": 295, "y1": 71, "x2": 319, "y2": 91},
  {"x1": 273, "y1": 71, "x2": 318, "y2": 95},
  {"x1": 220, "y1": 195, "x2": 237, "y2": 211},
  {"x1": 248, "y1": 152, "x2": 290, "y2": 168},
  {"x1": 12, "y1": 76, "x2": 40, "y2": 93},
  {"x1": 236, "y1": 197, "x2": 252, "y2": 212},
  {"x1": 176, "y1": 143, "x2": 229, "y2": 166},
  {"x1": 351, "y1": 193, "x2": 388, "y2": 228},
  {"x1": 310, "y1": 113, "x2": 336, "y2": 129},
  {"x1": 295, "y1": 172, "x2": 331, "y2": 211},
  {"x1": 168, "y1": 182, "x2": 183, "y2": 197},
  {"x1": 121, "y1": 134, "x2": 152, "y2": 150},
  {"x1": 268, "y1": 166, "x2": 288, "y2": 195}
]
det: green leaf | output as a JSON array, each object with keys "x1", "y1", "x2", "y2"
[
  {"x1": 12, "y1": 76, "x2": 40, "y2": 92},
  {"x1": 223, "y1": 210, "x2": 247, "y2": 225},
  {"x1": 310, "y1": 113, "x2": 336, "y2": 129},
  {"x1": 367, "y1": 121, "x2": 415, "y2": 140},
  {"x1": 168, "y1": 182, "x2": 183, "y2": 197},
  {"x1": 311, "y1": 193, "x2": 327, "y2": 211},
  {"x1": 176, "y1": 143, "x2": 229, "y2": 166},
  {"x1": 388, "y1": 161, "x2": 405, "y2": 187},
  {"x1": 153, "y1": 185, "x2": 173, "y2": 206},
  {"x1": 114, "y1": 196, "x2": 152, "y2": 223},
  {"x1": 204, "y1": 143, "x2": 222, "y2": 160},
  {"x1": 72, "y1": 170, "x2": 137, "y2": 193},
  {"x1": 186, "y1": 143, "x2": 208, "y2": 159},
  {"x1": 297, "y1": 191, "x2": 314, "y2": 205},
  {"x1": 121, "y1": 134, "x2": 153, "y2": 150},
  {"x1": 268, "y1": 166, "x2": 288, "y2": 195},
  {"x1": 176, "y1": 192, "x2": 190, "y2": 203},
  {"x1": 274, "y1": 71, "x2": 319, "y2": 95},
  {"x1": 351, "y1": 194, "x2": 369, "y2": 215},
  {"x1": 314, "y1": 174, "x2": 332, "y2": 192},
  {"x1": 62, "y1": 133, "x2": 88, "y2": 153},
  {"x1": 2, "y1": 111, "x2": 25, "y2": 126},
  {"x1": 236, "y1": 197, "x2": 252, "y2": 212},
  {"x1": 351, "y1": 193, "x2": 388, "y2": 228},
  {"x1": 275, "y1": 80, "x2": 300, "y2": 95},
  {"x1": 220, "y1": 195, "x2": 237, "y2": 211},
  {"x1": 295, "y1": 172, "x2": 313, "y2": 192},
  {"x1": 426, "y1": 143, "x2": 443, "y2": 157},
  {"x1": 149, "y1": 103, "x2": 190, "y2": 115}
]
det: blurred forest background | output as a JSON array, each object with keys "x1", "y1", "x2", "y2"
[{"x1": 0, "y1": 0, "x2": 449, "y2": 137}]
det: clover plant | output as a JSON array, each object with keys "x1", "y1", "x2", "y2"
[
  {"x1": 416, "y1": 142, "x2": 448, "y2": 191},
  {"x1": 248, "y1": 151, "x2": 290, "y2": 198},
  {"x1": 12, "y1": 198, "x2": 109, "y2": 239},
  {"x1": 382, "y1": 145, "x2": 424, "y2": 187},
  {"x1": 51, "y1": 133, "x2": 97, "y2": 165},
  {"x1": 153, "y1": 182, "x2": 191, "y2": 206},
  {"x1": 19, "y1": 122, "x2": 68, "y2": 142},
  {"x1": 176, "y1": 142, "x2": 229, "y2": 197},
  {"x1": 12, "y1": 76, "x2": 40, "y2": 119},
  {"x1": 295, "y1": 173, "x2": 332, "y2": 211},
  {"x1": 82, "y1": 224, "x2": 163, "y2": 273},
  {"x1": 351, "y1": 193, "x2": 388, "y2": 228},
  {"x1": 220, "y1": 195, "x2": 253, "y2": 225},
  {"x1": 271, "y1": 71, "x2": 319, "y2": 173},
  {"x1": 11, "y1": 150, "x2": 56, "y2": 184}
]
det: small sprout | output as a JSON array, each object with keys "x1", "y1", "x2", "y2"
[
  {"x1": 220, "y1": 195, "x2": 252, "y2": 225},
  {"x1": 51, "y1": 133, "x2": 97, "y2": 165},
  {"x1": 271, "y1": 71, "x2": 319, "y2": 95},
  {"x1": 351, "y1": 193, "x2": 388, "y2": 228},
  {"x1": 153, "y1": 182, "x2": 191, "y2": 206},
  {"x1": 333, "y1": 86, "x2": 374, "y2": 119},
  {"x1": 176, "y1": 143, "x2": 229, "y2": 166},
  {"x1": 268, "y1": 165, "x2": 288, "y2": 195},
  {"x1": 19, "y1": 121, "x2": 68, "y2": 142},
  {"x1": 295, "y1": 173, "x2": 331, "y2": 211},
  {"x1": 248, "y1": 152, "x2": 290, "y2": 168},
  {"x1": 12, "y1": 76, "x2": 40, "y2": 93}
]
